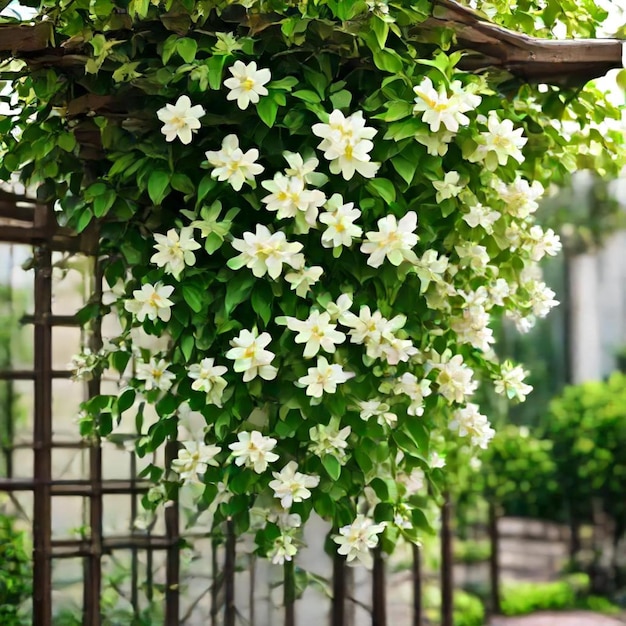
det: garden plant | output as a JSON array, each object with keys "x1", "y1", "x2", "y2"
[{"x1": 1, "y1": 0, "x2": 625, "y2": 617}]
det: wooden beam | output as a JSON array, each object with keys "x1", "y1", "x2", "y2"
[
  {"x1": 424, "y1": 0, "x2": 623, "y2": 85},
  {"x1": 0, "y1": 22, "x2": 53, "y2": 53},
  {"x1": 0, "y1": 1, "x2": 623, "y2": 86}
]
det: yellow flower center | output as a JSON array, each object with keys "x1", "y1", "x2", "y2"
[{"x1": 242, "y1": 78, "x2": 256, "y2": 91}]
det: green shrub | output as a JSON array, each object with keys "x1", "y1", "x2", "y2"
[
  {"x1": 500, "y1": 580, "x2": 577, "y2": 615},
  {"x1": 454, "y1": 539, "x2": 490, "y2": 564},
  {"x1": 0, "y1": 513, "x2": 31, "y2": 625},
  {"x1": 454, "y1": 590, "x2": 485, "y2": 626},
  {"x1": 423, "y1": 586, "x2": 485, "y2": 626}
]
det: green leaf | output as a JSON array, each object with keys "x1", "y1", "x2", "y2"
[
  {"x1": 391, "y1": 155, "x2": 417, "y2": 185},
  {"x1": 162, "y1": 34, "x2": 178, "y2": 64},
  {"x1": 256, "y1": 97, "x2": 279, "y2": 128},
  {"x1": 321, "y1": 455, "x2": 341, "y2": 481},
  {"x1": 182, "y1": 284, "x2": 205, "y2": 313},
  {"x1": 329, "y1": 90, "x2": 352, "y2": 110},
  {"x1": 171, "y1": 173, "x2": 195, "y2": 195},
  {"x1": 207, "y1": 55, "x2": 227, "y2": 90},
  {"x1": 117, "y1": 388, "x2": 136, "y2": 413},
  {"x1": 372, "y1": 49, "x2": 404, "y2": 74},
  {"x1": 197, "y1": 175, "x2": 216, "y2": 205},
  {"x1": 57, "y1": 132, "x2": 76, "y2": 152},
  {"x1": 381, "y1": 101, "x2": 414, "y2": 122},
  {"x1": 148, "y1": 170, "x2": 171, "y2": 205},
  {"x1": 225, "y1": 273, "x2": 255, "y2": 315},
  {"x1": 292, "y1": 89, "x2": 321, "y2": 104},
  {"x1": 180, "y1": 333, "x2": 195, "y2": 362},
  {"x1": 177, "y1": 37, "x2": 197, "y2": 63},
  {"x1": 366, "y1": 178, "x2": 396, "y2": 204},
  {"x1": 251, "y1": 282, "x2": 273, "y2": 326},
  {"x1": 267, "y1": 76, "x2": 299, "y2": 91},
  {"x1": 371, "y1": 16, "x2": 389, "y2": 48}
]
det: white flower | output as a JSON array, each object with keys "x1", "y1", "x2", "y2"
[
  {"x1": 494, "y1": 361, "x2": 533, "y2": 402},
  {"x1": 326, "y1": 293, "x2": 353, "y2": 322},
  {"x1": 124, "y1": 282, "x2": 174, "y2": 322},
  {"x1": 455, "y1": 242, "x2": 490, "y2": 274},
  {"x1": 285, "y1": 266, "x2": 323, "y2": 298},
  {"x1": 68, "y1": 349, "x2": 99, "y2": 381},
  {"x1": 489, "y1": 278, "x2": 512, "y2": 307},
  {"x1": 449, "y1": 403, "x2": 495, "y2": 449},
  {"x1": 297, "y1": 356, "x2": 354, "y2": 397},
  {"x1": 283, "y1": 152, "x2": 321, "y2": 184},
  {"x1": 341, "y1": 306, "x2": 404, "y2": 346},
  {"x1": 435, "y1": 354, "x2": 478, "y2": 404},
  {"x1": 205, "y1": 134, "x2": 264, "y2": 191},
  {"x1": 136, "y1": 357, "x2": 176, "y2": 391},
  {"x1": 526, "y1": 280, "x2": 559, "y2": 318},
  {"x1": 415, "y1": 129, "x2": 454, "y2": 156},
  {"x1": 261, "y1": 173, "x2": 326, "y2": 228},
  {"x1": 280, "y1": 310, "x2": 346, "y2": 358},
  {"x1": 361, "y1": 212, "x2": 419, "y2": 268},
  {"x1": 225, "y1": 329, "x2": 278, "y2": 382},
  {"x1": 269, "y1": 461, "x2": 320, "y2": 508},
  {"x1": 309, "y1": 420, "x2": 351, "y2": 461},
  {"x1": 525, "y1": 226, "x2": 562, "y2": 262},
  {"x1": 188, "y1": 358, "x2": 228, "y2": 406},
  {"x1": 393, "y1": 373, "x2": 432, "y2": 416},
  {"x1": 506, "y1": 309, "x2": 536, "y2": 334},
  {"x1": 414, "y1": 249, "x2": 449, "y2": 294},
  {"x1": 462, "y1": 202, "x2": 501, "y2": 233},
  {"x1": 269, "y1": 534, "x2": 298, "y2": 565},
  {"x1": 333, "y1": 515, "x2": 386, "y2": 569},
  {"x1": 223, "y1": 60, "x2": 271, "y2": 110},
  {"x1": 494, "y1": 177, "x2": 544, "y2": 219},
  {"x1": 429, "y1": 452, "x2": 446, "y2": 469},
  {"x1": 157, "y1": 95, "x2": 205, "y2": 144},
  {"x1": 229, "y1": 224, "x2": 304, "y2": 279},
  {"x1": 358, "y1": 399, "x2": 397, "y2": 427},
  {"x1": 401, "y1": 468, "x2": 426, "y2": 495},
  {"x1": 151, "y1": 227, "x2": 201, "y2": 278},
  {"x1": 319, "y1": 194, "x2": 363, "y2": 248},
  {"x1": 413, "y1": 77, "x2": 479, "y2": 133},
  {"x1": 228, "y1": 430, "x2": 279, "y2": 473},
  {"x1": 172, "y1": 440, "x2": 220, "y2": 483},
  {"x1": 469, "y1": 113, "x2": 527, "y2": 169},
  {"x1": 312, "y1": 110, "x2": 380, "y2": 180},
  {"x1": 433, "y1": 171, "x2": 463, "y2": 203},
  {"x1": 451, "y1": 306, "x2": 495, "y2": 353}
]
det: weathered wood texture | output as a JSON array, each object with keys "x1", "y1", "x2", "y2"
[{"x1": 424, "y1": 0, "x2": 623, "y2": 84}]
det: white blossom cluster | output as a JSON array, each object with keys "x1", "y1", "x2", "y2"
[{"x1": 76, "y1": 54, "x2": 561, "y2": 569}]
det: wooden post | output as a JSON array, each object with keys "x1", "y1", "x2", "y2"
[
  {"x1": 284, "y1": 559, "x2": 296, "y2": 626},
  {"x1": 331, "y1": 552, "x2": 346, "y2": 626},
  {"x1": 372, "y1": 548, "x2": 386, "y2": 626},
  {"x1": 488, "y1": 501, "x2": 501, "y2": 615},
  {"x1": 412, "y1": 543, "x2": 423, "y2": 626},
  {"x1": 441, "y1": 491, "x2": 454, "y2": 626},
  {"x1": 224, "y1": 520, "x2": 236, "y2": 626}
]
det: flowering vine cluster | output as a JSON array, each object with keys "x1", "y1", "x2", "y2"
[{"x1": 5, "y1": 0, "x2": 620, "y2": 574}]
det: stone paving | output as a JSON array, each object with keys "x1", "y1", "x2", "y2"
[{"x1": 490, "y1": 611, "x2": 626, "y2": 626}]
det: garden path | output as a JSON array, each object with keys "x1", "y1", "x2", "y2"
[{"x1": 490, "y1": 611, "x2": 626, "y2": 625}]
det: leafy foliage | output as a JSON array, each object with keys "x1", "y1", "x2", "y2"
[{"x1": 0, "y1": 0, "x2": 623, "y2": 568}]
